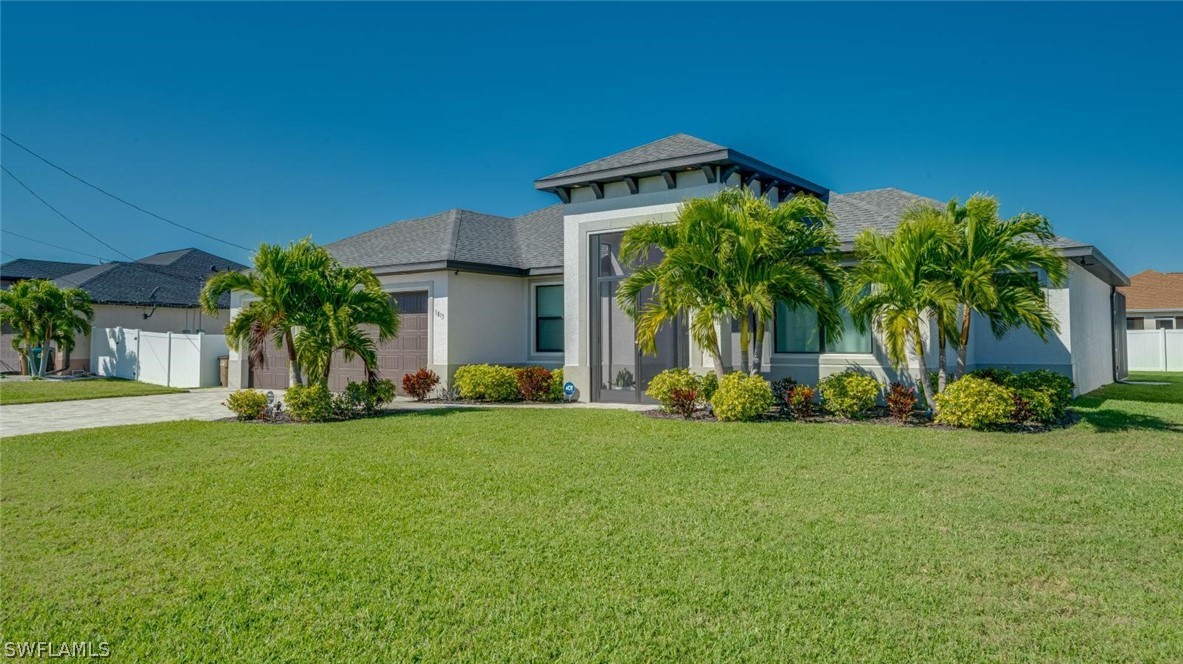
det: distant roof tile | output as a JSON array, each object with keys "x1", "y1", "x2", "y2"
[
  {"x1": 0, "y1": 258, "x2": 94, "y2": 280},
  {"x1": 1119, "y1": 270, "x2": 1183, "y2": 310}
]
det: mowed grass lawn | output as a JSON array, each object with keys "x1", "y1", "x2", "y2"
[
  {"x1": 2, "y1": 375, "x2": 1181, "y2": 661},
  {"x1": 0, "y1": 377, "x2": 185, "y2": 405}
]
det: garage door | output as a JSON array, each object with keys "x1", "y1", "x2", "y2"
[
  {"x1": 327, "y1": 291, "x2": 429, "y2": 394},
  {"x1": 249, "y1": 338, "x2": 291, "y2": 390}
]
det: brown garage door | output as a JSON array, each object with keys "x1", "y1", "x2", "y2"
[
  {"x1": 328, "y1": 291, "x2": 429, "y2": 393},
  {"x1": 249, "y1": 338, "x2": 291, "y2": 390}
]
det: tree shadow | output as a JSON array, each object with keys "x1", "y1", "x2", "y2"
[
  {"x1": 374, "y1": 406, "x2": 492, "y2": 419},
  {"x1": 1073, "y1": 404, "x2": 1183, "y2": 434}
]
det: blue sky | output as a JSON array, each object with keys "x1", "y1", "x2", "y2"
[{"x1": 2, "y1": 2, "x2": 1180, "y2": 275}]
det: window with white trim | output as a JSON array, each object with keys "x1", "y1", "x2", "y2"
[{"x1": 535, "y1": 285, "x2": 564, "y2": 353}]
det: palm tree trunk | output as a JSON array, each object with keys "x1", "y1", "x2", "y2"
[
  {"x1": 914, "y1": 327, "x2": 934, "y2": 413},
  {"x1": 937, "y1": 312, "x2": 947, "y2": 393},
  {"x1": 707, "y1": 329, "x2": 727, "y2": 379},
  {"x1": 284, "y1": 328, "x2": 303, "y2": 387},
  {"x1": 738, "y1": 313, "x2": 751, "y2": 375},
  {"x1": 38, "y1": 332, "x2": 52, "y2": 377},
  {"x1": 957, "y1": 306, "x2": 971, "y2": 378},
  {"x1": 751, "y1": 318, "x2": 765, "y2": 376}
]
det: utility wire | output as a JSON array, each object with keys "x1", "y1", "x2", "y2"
[
  {"x1": 1, "y1": 165, "x2": 137, "y2": 261},
  {"x1": 2, "y1": 134, "x2": 251, "y2": 251},
  {"x1": 1, "y1": 228, "x2": 112, "y2": 262}
]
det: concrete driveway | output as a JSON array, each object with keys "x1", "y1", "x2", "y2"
[{"x1": 0, "y1": 388, "x2": 239, "y2": 437}]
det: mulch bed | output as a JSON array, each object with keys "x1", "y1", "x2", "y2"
[{"x1": 644, "y1": 406, "x2": 1076, "y2": 433}]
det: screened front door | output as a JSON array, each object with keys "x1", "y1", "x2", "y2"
[{"x1": 590, "y1": 232, "x2": 687, "y2": 403}]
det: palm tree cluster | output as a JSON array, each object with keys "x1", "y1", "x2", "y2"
[
  {"x1": 618, "y1": 188, "x2": 1066, "y2": 412},
  {"x1": 0, "y1": 279, "x2": 94, "y2": 377},
  {"x1": 201, "y1": 239, "x2": 399, "y2": 388}
]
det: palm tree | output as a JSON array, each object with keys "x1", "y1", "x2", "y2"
[
  {"x1": 0, "y1": 280, "x2": 94, "y2": 377},
  {"x1": 294, "y1": 265, "x2": 399, "y2": 386},
  {"x1": 618, "y1": 187, "x2": 842, "y2": 377},
  {"x1": 845, "y1": 211, "x2": 958, "y2": 410},
  {"x1": 946, "y1": 195, "x2": 1067, "y2": 377},
  {"x1": 1, "y1": 280, "x2": 43, "y2": 374},
  {"x1": 201, "y1": 239, "x2": 335, "y2": 387}
]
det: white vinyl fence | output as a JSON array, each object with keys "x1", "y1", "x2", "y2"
[
  {"x1": 1127, "y1": 329, "x2": 1183, "y2": 372},
  {"x1": 91, "y1": 327, "x2": 229, "y2": 387}
]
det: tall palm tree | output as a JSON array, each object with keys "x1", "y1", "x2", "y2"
[
  {"x1": 294, "y1": 265, "x2": 400, "y2": 386},
  {"x1": 845, "y1": 211, "x2": 958, "y2": 410},
  {"x1": 201, "y1": 239, "x2": 334, "y2": 387},
  {"x1": 1, "y1": 279, "x2": 43, "y2": 374},
  {"x1": 42, "y1": 286, "x2": 94, "y2": 374},
  {"x1": 946, "y1": 195, "x2": 1067, "y2": 377},
  {"x1": 618, "y1": 187, "x2": 842, "y2": 377}
]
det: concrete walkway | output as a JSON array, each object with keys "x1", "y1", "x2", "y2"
[{"x1": 1, "y1": 389, "x2": 653, "y2": 437}]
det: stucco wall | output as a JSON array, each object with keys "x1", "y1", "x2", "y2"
[
  {"x1": 1068, "y1": 261, "x2": 1116, "y2": 395},
  {"x1": 67, "y1": 304, "x2": 230, "y2": 369}
]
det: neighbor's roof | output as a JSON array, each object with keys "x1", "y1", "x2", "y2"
[
  {"x1": 1119, "y1": 270, "x2": 1183, "y2": 311},
  {"x1": 0, "y1": 258, "x2": 94, "y2": 281},
  {"x1": 325, "y1": 205, "x2": 564, "y2": 276},
  {"x1": 1, "y1": 248, "x2": 246, "y2": 308}
]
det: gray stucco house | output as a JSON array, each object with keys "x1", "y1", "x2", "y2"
[{"x1": 228, "y1": 134, "x2": 1129, "y2": 398}]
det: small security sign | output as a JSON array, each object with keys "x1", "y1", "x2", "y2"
[
  {"x1": 266, "y1": 391, "x2": 276, "y2": 405},
  {"x1": 563, "y1": 381, "x2": 576, "y2": 400}
]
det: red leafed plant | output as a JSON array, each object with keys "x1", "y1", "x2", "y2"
[
  {"x1": 667, "y1": 387, "x2": 700, "y2": 419},
  {"x1": 515, "y1": 366, "x2": 554, "y2": 401},
  {"x1": 401, "y1": 368, "x2": 440, "y2": 401},
  {"x1": 886, "y1": 382, "x2": 917, "y2": 423},
  {"x1": 784, "y1": 385, "x2": 816, "y2": 419}
]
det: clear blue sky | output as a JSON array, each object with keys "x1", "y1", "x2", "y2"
[{"x1": 2, "y1": 2, "x2": 1180, "y2": 275}]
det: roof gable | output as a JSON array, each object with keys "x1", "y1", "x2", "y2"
[{"x1": 540, "y1": 134, "x2": 727, "y2": 181}]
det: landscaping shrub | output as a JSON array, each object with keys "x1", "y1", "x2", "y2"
[
  {"x1": 886, "y1": 382, "x2": 917, "y2": 423},
  {"x1": 336, "y1": 378, "x2": 396, "y2": 417},
  {"x1": 1009, "y1": 369, "x2": 1074, "y2": 420},
  {"x1": 453, "y1": 364, "x2": 520, "y2": 401},
  {"x1": 1012, "y1": 387, "x2": 1055, "y2": 424},
  {"x1": 224, "y1": 389, "x2": 268, "y2": 421},
  {"x1": 710, "y1": 372, "x2": 774, "y2": 422},
  {"x1": 698, "y1": 371, "x2": 719, "y2": 403},
  {"x1": 667, "y1": 387, "x2": 700, "y2": 419},
  {"x1": 784, "y1": 385, "x2": 816, "y2": 419},
  {"x1": 771, "y1": 377, "x2": 797, "y2": 416},
  {"x1": 401, "y1": 369, "x2": 440, "y2": 401},
  {"x1": 515, "y1": 366, "x2": 554, "y2": 401},
  {"x1": 933, "y1": 376, "x2": 1014, "y2": 429},
  {"x1": 548, "y1": 368, "x2": 565, "y2": 402},
  {"x1": 647, "y1": 368, "x2": 703, "y2": 412},
  {"x1": 285, "y1": 383, "x2": 334, "y2": 422},
  {"x1": 818, "y1": 370, "x2": 881, "y2": 419}
]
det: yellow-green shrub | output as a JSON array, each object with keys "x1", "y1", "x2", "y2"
[
  {"x1": 453, "y1": 364, "x2": 520, "y2": 401},
  {"x1": 710, "y1": 372, "x2": 774, "y2": 422},
  {"x1": 818, "y1": 370, "x2": 881, "y2": 418},
  {"x1": 934, "y1": 376, "x2": 1014, "y2": 429},
  {"x1": 548, "y1": 368, "x2": 565, "y2": 401},
  {"x1": 224, "y1": 389, "x2": 268, "y2": 421},
  {"x1": 646, "y1": 368, "x2": 702, "y2": 411},
  {"x1": 285, "y1": 383, "x2": 334, "y2": 422}
]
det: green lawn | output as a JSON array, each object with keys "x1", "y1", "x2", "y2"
[
  {"x1": 2, "y1": 375, "x2": 1181, "y2": 661},
  {"x1": 0, "y1": 377, "x2": 186, "y2": 405}
]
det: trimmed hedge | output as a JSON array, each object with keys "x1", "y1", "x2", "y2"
[
  {"x1": 818, "y1": 370, "x2": 880, "y2": 419},
  {"x1": 934, "y1": 376, "x2": 1013, "y2": 429},
  {"x1": 711, "y1": 372, "x2": 774, "y2": 422},
  {"x1": 225, "y1": 389, "x2": 268, "y2": 421},
  {"x1": 454, "y1": 364, "x2": 521, "y2": 402}
]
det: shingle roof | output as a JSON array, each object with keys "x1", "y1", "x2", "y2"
[
  {"x1": 1119, "y1": 270, "x2": 1183, "y2": 311},
  {"x1": 540, "y1": 134, "x2": 727, "y2": 181},
  {"x1": 326, "y1": 205, "x2": 564, "y2": 274},
  {"x1": 0, "y1": 258, "x2": 94, "y2": 280}
]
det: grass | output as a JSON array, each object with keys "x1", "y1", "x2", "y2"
[
  {"x1": 1, "y1": 376, "x2": 1181, "y2": 661},
  {"x1": 0, "y1": 377, "x2": 186, "y2": 405}
]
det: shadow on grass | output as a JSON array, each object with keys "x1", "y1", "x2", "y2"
[
  {"x1": 1073, "y1": 397, "x2": 1183, "y2": 434},
  {"x1": 375, "y1": 406, "x2": 493, "y2": 419}
]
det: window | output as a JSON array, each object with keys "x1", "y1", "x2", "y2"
[
  {"x1": 1155, "y1": 318, "x2": 1176, "y2": 330},
  {"x1": 1126, "y1": 318, "x2": 1144, "y2": 330},
  {"x1": 535, "y1": 284, "x2": 564, "y2": 353},
  {"x1": 774, "y1": 302, "x2": 872, "y2": 354}
]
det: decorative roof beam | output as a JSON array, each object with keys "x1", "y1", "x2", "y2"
[
  {"x1": 554, "y1": 187, "x2": 571, "y2": 204},
  {"x1": 661, "y1": 170, "x2": 677, "y2": 189},
  {"x1": 719, "y1": 165, "x2": 740, "y2": 184},
  {"x1": 623, "y1": 176, "x2": 639, "y2": 195},
  {"x1": 742, "y1": 171, "x2": 760, "y2": 189},
  {"x1": 701, "y1": 165, "x2": 718, "y2": 183},
  {"x1": 589, "y1": 182, "x2": 604, "y2": 199}
]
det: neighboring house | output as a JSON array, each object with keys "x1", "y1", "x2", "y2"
[
  {"x1": 0, "y1": 248, "x2": 245, "y2": 374},
  {"x1": 1120, "y1": 270, "x2": 1183, "y2": 330},
  {"x1": 226, "y1": 133, "x2": 1129, "y2": 398}
]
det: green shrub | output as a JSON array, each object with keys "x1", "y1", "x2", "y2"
[
  {"x1": 335, "y1": 378, "x2": 397, "y2": 417},
  {"x1": 285, "y1": 383, "x2": 334, "y2": 422},
  {"x1": 515, "y1": 366, "x2": 554, "y2": 401},
  {"x1": 224, "y1": 389, "x2": 268, "y2": 421},
  {"x1": 453, "y1": 364, "x2": 520, "y2": 401},
  {"x1": 548, "y1": 368, "x2": 565, "y2": 402},
  {"x1": 818, "y1": 370, "x2": 881, "y2": 419},
  {"x1": 1008, "y1": 369, "x2": 1073, "y2": 420},
  {"x1": 698, "y1": 372, "x2": 719, "y2": 403},
  {"x1": 646, "y1": 368, "x2": 703, "y2": 412},
  {"x1": 934, "y1": 376, "x2": 1014, "y2": 429},
  {"x1": 1012, "y1": 387, "x2": 1056, "y2": 424},
  {"x1": 968, "y1": 367, "x2": 1015, "y2": 386},
  {"x1": 710, "y1": 372, "x2": 774, "y2": 422}
]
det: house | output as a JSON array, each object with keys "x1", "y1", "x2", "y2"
[
  {"x1": 226, "y1": 134, "x2": 1129, "y2": 398},
  {"x1": 0, "y1": 248, "x2": 245, "y2": 374},
  {"x1": 1120, "y1": 270, "x2": 1183, "y2": 330}
]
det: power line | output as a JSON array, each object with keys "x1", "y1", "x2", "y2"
[
  {"x1": 2, "y1": 134, "x2": 251, "y2": 252},
  {"x1": 1, "y1": 165, "x2": 137, "y2": 261},
  {"x1": 1, "y1": 228, "x2": 113, "y2": 262}
]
